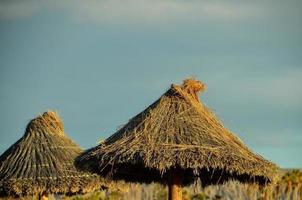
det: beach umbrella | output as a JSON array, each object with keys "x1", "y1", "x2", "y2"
[
  {"x1": 78, "y1": 79, "x2": 279, "y2": 200},
  {"x1": 0, "y1": 111, "x2": 103, "y2": 198}
]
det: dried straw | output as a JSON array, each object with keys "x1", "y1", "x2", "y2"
[
  {"x1": 0, "y1": 111, "x2": 104, "y2": 197},
  {"x1": 78, "y1": 79, "x2": 279, "y2": 186}
]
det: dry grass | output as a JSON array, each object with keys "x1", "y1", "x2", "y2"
[
  {"x1": 78, "y1": 78, "x2": 279, "y2": 186},
  {"x1": 56, "y1": 170, "x2": 302, "y2": 200},
  {"x1": 0, "y1": 111, "x2": 103, "y2": 197}
]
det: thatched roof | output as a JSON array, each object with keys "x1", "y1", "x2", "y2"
[
  {"x1": 0, "y1": 111, "x2": 103, "y2": 197},
  {"x1": 78, "y1": 79, "x2": 279, "y2": 186}
]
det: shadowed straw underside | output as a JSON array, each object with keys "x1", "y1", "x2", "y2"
[
  {"x1": 79, "y1": 78, "x2": 279, "y2": 186},
  {"x1": 0, "y1": 111, "x2": 103, "y2": 196}
]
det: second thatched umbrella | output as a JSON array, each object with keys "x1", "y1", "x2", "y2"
[
  {"x1": 0, "y1": 111, "x2": 104, "y2": 198},
  {"x1": 78, "y1": 79, "x2": 279, "y2": 200}
]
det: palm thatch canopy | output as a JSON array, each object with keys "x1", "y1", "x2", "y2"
[
  {"x1": 0, "y1": 111, "x2": 103, "y2": 197},
  {"x1": 78, "y1": 79, "x2": 279, "y2": 187}
]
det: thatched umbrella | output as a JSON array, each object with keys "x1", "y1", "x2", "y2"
[
  {"x1": 0, "y1": 111, "x2": 103, "y2": 198},
  {"x1": 78, "y1": 79, "x2": 279, "y2": 200}
]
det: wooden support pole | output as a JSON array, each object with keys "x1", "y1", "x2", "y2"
[
  {"x1": 38, "y1": 192, "x2": 48, "y2": 200},
  {"x1": 168, "y1": 169, "x2": 182, "y2": 200}
]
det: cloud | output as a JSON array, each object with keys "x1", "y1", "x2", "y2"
[
  {"x1": 0, "y1": 0, "x2": 272, "y2": 24},
  {"x1": 0, "y1": 1, "x2": 43, "y2": 20},
  {"x1": 232, "y1": 68, "x2": 302, "y2": 108},
  {"x1": 68, "y1": 0, "x2": 261, "y2": 24},
  {"x1": 206, "y1": 67, "x2": 302, "y2": 110},
  {"x1": 245, "y1": 128, "x2": 302, "y2": 147}
]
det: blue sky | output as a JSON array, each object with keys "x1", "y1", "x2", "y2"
[{"x1": 0, "y1": 0, "x2": 301, "y2": 168}]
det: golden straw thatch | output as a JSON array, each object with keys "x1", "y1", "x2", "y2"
[
  {"x1": 78, "y1": 78, "x2": 279, "y2": 187},
  {"x1": 0, "y1": 111, "x2": 103, "y2": 197}
]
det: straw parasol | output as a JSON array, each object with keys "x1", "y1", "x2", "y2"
[
  {"x1": 0, "y1": 111, "x2": 103, "y2": 198},
  {"x1": 78, "y1": 78, "x2": 279, "y2": 200}
]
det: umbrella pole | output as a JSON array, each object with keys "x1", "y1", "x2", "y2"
[
  {"x1": 168, "y1": 169, "x2": 182, "y2": 200},
  {"x1": 38, "y1": 192, "x2": 48, "y2": 200}
]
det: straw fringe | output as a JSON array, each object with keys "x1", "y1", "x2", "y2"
[
  {"x1": 78, "y1": 79, "x2": 279, "y2": 186},
  {"x1": 0, "y1": 111, "x2": 103, "y2": 196}
]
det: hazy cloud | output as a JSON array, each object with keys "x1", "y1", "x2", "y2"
[
  {"x1": 69, "y1": 0, "x2": 263, "y2": 24},
  {"x1": 0, "y1": 0, "x2": 278, "y2": 24},
  {"x1": 206, "y1": 67, "x2": 302, "y2": 109},
  {"x1": 245, "y1": 128, "x2": 302, "y2": 147},
  {"x1": 0, "y1": 1, "x2": 43, "y2": 19}
]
